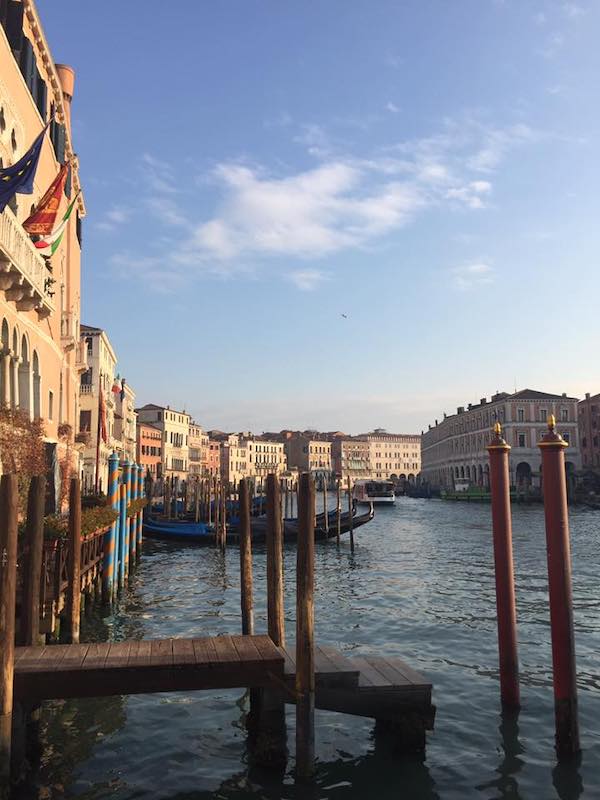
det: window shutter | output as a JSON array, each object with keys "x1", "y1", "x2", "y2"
[
  {"x1": 65, "y1": 164, "x2": 72, "y2": 197},
  {"x1": 35, "y1": 70, "x2": 47, "y2": 120},
  {"x1": 76, "y1": 213, "x2": 82, "y2": 247},
  {"x1": 5, "y1": 0, "x2": 23, "y2": 55},
  {"x1": 19, "y1": 36, "x2": 36, "y2": 96}
]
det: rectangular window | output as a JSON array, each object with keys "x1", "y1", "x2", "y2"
[
  {"x1": 561, "y1": 409, "x2": 569, "y2": 422},
  {"x1": 518, "y1": 433, "x2": 526, "y2": 448},
  {"x1": 517, "y1": 409, "x2": 524, "y2": 422},
  {"x1": 79, "y1": 409, "x2": 91, "y2": 432},
  {"x1": 48, "y1": 390, "x2": 53, "y2": 420},
  {"x1": 540, "y1": 408, "x2": 547, "y2": 422}
]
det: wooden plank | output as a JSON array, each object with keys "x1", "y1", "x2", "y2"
[
  {"x1": 172, "y1": 638, "x2": 195, "y2": 665},
  {"x1": 351, "y1": 656, "x2": 391, "y2": 688},
  {"x1": 213, "y1": 635, "x2": 241, "y2": 663},
  {"x1": 14, "y1": 646, "x2": 46, "y2": 667},
  {"x1": 83, "y1": 643, "x2": 110, "y2": 669},
  {"x1": 150, "y1": 638, "x2": 173, "y2": 666},
  {"x1": 318, "y1": 646, "x2": 360, "y2": 679},
  {"x1": 192, "y1": 637, "x2": 211, "y2": 665},
  {"x1": 231, "y1": 634, "x2": 262, "y2": 663},
  {"x1": 61, "y1": 643, "x2": 90, "y2": 669},
  {"x1": 129, "y1": 640, "x2": 152, "y2": 667},
  {"x1": 281, "y1": 645, "x2": 296, "y2": 675},
  {"x1": 39, "y1": 644, "x2": 71, "y2": 672},
  {"x1": 382, "y1": 657, "x2": 431, "y2": 688},
  {"x1": 363, "y1": 656, "x2": 414, "y2": 688},
  {"x1": 104, "y1": 641, "x2": 132, "y2": 668},
  {"x1": 252, "y1": 634, "x2": 283, "y2": 664}
]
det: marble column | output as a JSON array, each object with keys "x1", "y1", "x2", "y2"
[
  {"x1": 11, "y1": 356, "x2": 20, "y2": 409},
  {"x1": 2, "y1": 352, "x2": 11, "y2": 407}
]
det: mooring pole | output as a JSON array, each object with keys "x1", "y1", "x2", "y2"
[
  {"x1": 336, "y1": 479, "x2": 341, "y2": 546},
  {"x1": 267, "y1": 474, "x2": 285, "y2": 646},
  {"x1": 129, "y1": 463, "x2": 138, "y2": 567},
  {"x1": 65, "y1": 477, "x2": 82, "y2": 644},
  {"x1": 539, "y1": 415, "x2": 579, "y2": 756},
  {"x1": 137, "y1": 464, "x2": 144, "y2": 556},
  {"x1": 323, "y1": 478, "x2": 329, "y2": 535},
  {"x1": 347, "y1": 476, "x2": 354, "y2": 552},
  {"x1": 239, "y1": 479, "x2": 254, "y2": 635},
  {"x1": 296, "y1": 472, "x2": 315, "y2": 780},
  {"x1": 487, "y1": 423, "x2": 520, "y2": 709},
  {"x1": 103, "y1": 453, "x2": 119, "y2": 603},
  {"x1": 0, "y1": 475, "x2": 18, "y2": 795},
  {"x1": 20, "y1": 476, "x2": 46, "y2": 646}
]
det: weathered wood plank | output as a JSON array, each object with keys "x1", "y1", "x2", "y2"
[
  {"x1": 172, "y1": 638, "x2": 195, "y2": 664},
  {"x1": 61, "y1": 643, "x2": 90, "y2": 669},
  {"x1": 213, "y1": 635, "x2": 240, "y2": 663},
  {"x1": 381, "y1": 657, "x2": 431, "y2": 688},
  {"x1": 129, "y1": 640, "x2": 152, "y2": 666},
  {"x1": 231, "y1": 634, "x2": 262, "y2": 663},
  {"x1": 150, "y1": 638, "x2": 173, "y2": 666}
]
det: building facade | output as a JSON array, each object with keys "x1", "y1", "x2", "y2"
[
  {"x1": 249, "y1": 437, "x2": 287, "y2": 487},
  {"x1": 188, "y1": 421, "x2": 208, "y2": 479},
  {"x1": 78, "y1": 325, "x2": 117, "y2": 493},
  {"x1": 1, "y1": 1, "x2": 85, "y2": 482},
  {"x1": 136, "y1": 422, "x2": 162, "y2": 479},
  {"x1": 578, "y1": 392, "x2": 600, "y2": 470},
  {"x1": 283, "y1": 432, "x2": 332, "y2": 482},
  {"x1": 330, "y1": 436, "x2": 371, "y2": 485},
  {"x1": 206, "y1": 438, "x2": 221, "y2": 477},
  {"x1": 136, "y1": 403, "x2": 190, "y2": 481},
  {"x1": 421, "y1": 389, "x2": 581, "y2": 491},
  {"x1": 360, "y1": 430, "x2": 421, "y2": 482},
  {"x1": 113, "y1": 378, "x2": 136, "y2": 464}
]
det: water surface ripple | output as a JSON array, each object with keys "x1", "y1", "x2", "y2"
[{"x1": 36, "y1": 498, "x2": 600, "y2": 799}]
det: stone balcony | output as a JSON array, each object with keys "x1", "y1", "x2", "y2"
[
  {"x1": 0, "y1": 207, "x2": 55, "y2": 318},
  {"x1": 61, "y1": 311, "x2": 79, "y2": 351}
]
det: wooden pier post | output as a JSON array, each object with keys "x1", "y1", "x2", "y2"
[
  {"x1": 103, "y1": 453, "x2": 119, "y2": 603},
  {"x1": 220, "y1": 483, "x2": 227, "y2": 550},
  {"x1": 20, "y1": 476, "x2": 46, "y2": 647},
  {"x1": 336, "y1": 479, "x2": 341, "y2": 546},
  {"x1": 194, "y1": 478, "x2": 200, "y2": 523},
  {"x1": 239, "y1": 479, "x2": 254, "y2": 635},
  {"x1": 347, "y1": 477, "x2": 354, "y2": 552},
  {"x1": 296, "y1": 472, "x2": 315, "y2": 780},
  {"x1": 323, "y1": 478, "x2": 329, "y2": 535},
  {"x1": 487, "y1": 423, "x2": 520, "y2": 709},
  {"x1": 0, "y1": 475, "x2": 18, "y2": 795},
  {"x1": 65, "y1": 477, "x2": 82, "y2": 644},
  {"x1": 122, "y1": 461, "x2": 132, "y2": 584},
  {"x1": 539, "y1": 415, "x2": 580, "y2": 756},
  {"x1": 266, "y1": 475, "x2": 285, "y2": 646}
]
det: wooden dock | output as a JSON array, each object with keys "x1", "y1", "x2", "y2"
[{"x1": 13, "y1": 635, "x2": 434, "y2": 742}]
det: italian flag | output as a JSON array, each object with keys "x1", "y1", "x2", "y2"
[{"x1": 34, "y1": 192, "x2": 79, "y2": 257}]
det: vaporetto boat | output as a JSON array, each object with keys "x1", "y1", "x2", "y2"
[{"x1": 352, "y1": 479, "x2": 396, "y2": 504}]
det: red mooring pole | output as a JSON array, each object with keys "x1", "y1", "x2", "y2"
[
  {"x1": 487, "y1": 422, "x2": 520, "y2": 709},
  {"x1": 539, "y1": 415, "x2": 579, "y2": 756}
]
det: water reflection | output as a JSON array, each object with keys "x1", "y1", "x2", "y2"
[
  {"x1": 475, "y1": 711, "x2": 524, "y2": 798},
  {"x1": 552, "y1": 754, "x2": 584, "y2": 800}
]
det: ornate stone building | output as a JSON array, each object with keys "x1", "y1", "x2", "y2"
[
  {"x1": 578, "y1": 392, "x2": 600, "y2": 470},
  {"x1": 1, "y1": 0, "x2": 86, "y2": 481},
  {"x1": 421, "y1": 389, "x2": 581, "y2": 491}
]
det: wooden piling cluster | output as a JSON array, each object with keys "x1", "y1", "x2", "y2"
[{"x1": 487, "y1": 418, "x2": 580, "y2": 757}]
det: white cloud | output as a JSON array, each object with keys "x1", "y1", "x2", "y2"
[
  {"x1": 451, "y1": 262, "x2": 495, "y2": 290},
  {"x1": 95, "y1": 205, "x2": 131, "y2": 232},
  {"x1": 534, "y1": 11, "x2": 546, "y2": 25},
  {"x1": 288, "y1": 269, "x2": 328, "y2": 291},
  {"x1": 386, "y1": 102, "x2": 400, "y2": 114}
]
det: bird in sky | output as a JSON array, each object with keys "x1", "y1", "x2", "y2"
[{"x1": 341, "y1": 313, "x2": 348, "y2": 319}]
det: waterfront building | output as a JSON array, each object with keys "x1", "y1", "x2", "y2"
[
  {"x1": 359, "y1": 430, "x2": 421, "y2": 483},
  {"x1": 283, "y1": 432, "x2": 332, "y2": 482},
  {"x1": 212, "y1": 431, "x2": 251, "y2": 486},
  {"x1": 78, "y1": 325, "x2": 117, "y2": 492},
  {"x1": 1, "y1": 2, "x2": 85, "y2": 478},
  {"x1": 188, "y1": 421, "x2": 209, "y2": 479},
  {"x1": 136, "y1": 403, "x2": 190, "y2": 481},
  {"x1": 249, "y1": 437, "x2": 287, "y2": 488},
  {"x1": 578, "y1": 392, "x2": 600, "y2": 470},
  {"x1": 206, "y1": 438, "x2": 221, "y2": 477},
  {"x1": 421, "y1": 389, "x2": 581, "y2": 491},
  {"x1": 330, "y1": 436, "x2": 371, "y2": 485},
  {"x1": 113, "y1": 378, "x2": 136, "y2": 464},
  {"x1": 137, "y1": 421, "x2": 162, "y2": 479}
]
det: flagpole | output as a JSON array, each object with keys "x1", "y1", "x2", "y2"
[{"x1": 95, "y1": 371, "x2": 102, "y2": 494}]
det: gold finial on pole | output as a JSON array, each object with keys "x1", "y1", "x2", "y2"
[
  {"x1": 494, "y1": 421, "x2": 502, "y2": 436},
  {"x1": 547, "y1": 414, "x2": 556, "y2": 431}
]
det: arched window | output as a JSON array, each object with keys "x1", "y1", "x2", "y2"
[{"x1": 19, "y1": 335, "x2": 31, "y2": 416}]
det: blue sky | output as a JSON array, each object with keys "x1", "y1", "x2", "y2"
[{"x1": 38, "y1": 0, "x2": 599, "y2": 434}]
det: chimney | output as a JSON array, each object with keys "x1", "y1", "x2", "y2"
[
  {"x1": 457, "y1": 406, "x2": 464, "y2": 414},
  {"x1": 435, "y1": 419, "x2": 438, "y2": 426},
  {"x1": 468, "y1": 403, "x2": 473, "y2": 410},
  {"x1": 480, "y1": 398, "x2": 486, "y2": 405},
  {"x1": 562, "y1": 393, "x2": 567, "y2": 398},
  {"x1": 586, "y1": 393, "x2": 591, "y2": 400},
  {"x1": 55, "y1": 64, "x2": 75, "y2": 134}
]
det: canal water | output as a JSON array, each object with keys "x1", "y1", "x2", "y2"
[{"x1": 33, "y1": 497, "x2": 600, "y2": 799}]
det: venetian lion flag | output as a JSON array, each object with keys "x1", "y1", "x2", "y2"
[
  {"x1": 23, "y1": 163, "x2": 69, "y2": 235},
  {"x1": 33, "y1": 192, "x2": 79, "y2": 257}
]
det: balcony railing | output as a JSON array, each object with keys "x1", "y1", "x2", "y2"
[
  {"x1": 0, "y1": 207, "x2": 55, "y2": 317},
  {"x1": 80, "y1": 383, "x2": 94, "y2": 395}
]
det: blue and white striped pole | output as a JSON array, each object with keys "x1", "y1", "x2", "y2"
[
  {"x1": 137, "y1": 464, "x2": 144, "y2": 556},
  {"x1": 129, "y1": 463, "x2": 138, "y2": 565}
]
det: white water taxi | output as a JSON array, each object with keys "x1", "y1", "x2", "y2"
[{"x1": 353, "y1": 480, "x2": 395, "y2": 505}]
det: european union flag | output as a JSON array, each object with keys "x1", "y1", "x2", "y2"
[{"x1": 0, "y1": 126, "x2": 47, "y2": 214}]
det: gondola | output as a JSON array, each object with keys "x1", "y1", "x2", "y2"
[{"x1": 143, "y1": 504, "x2": 374, "y2": 544}]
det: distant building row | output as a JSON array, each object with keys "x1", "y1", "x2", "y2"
[{"x1": 420, "y1": 388, "x2": 600, "y2": 491}]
